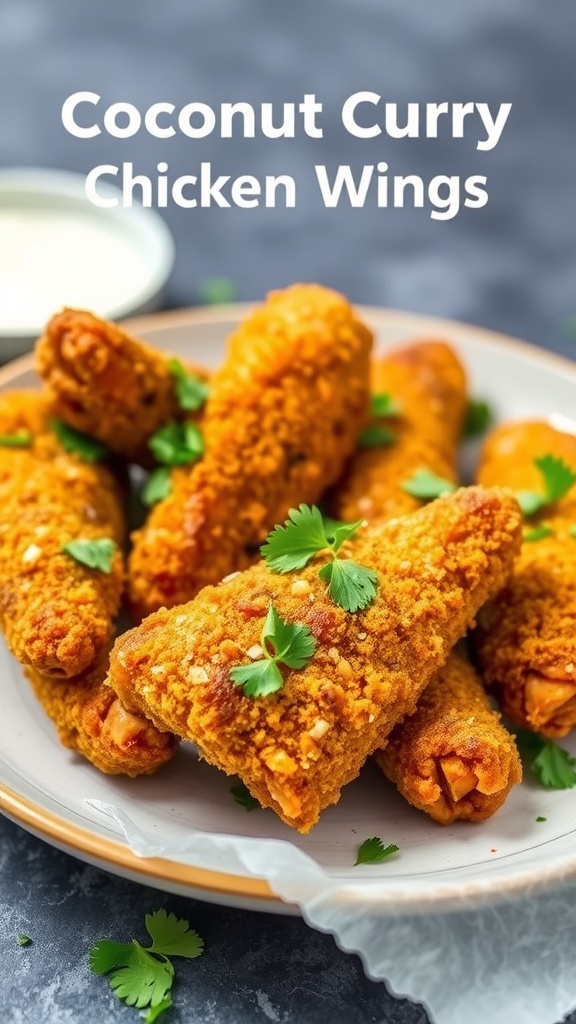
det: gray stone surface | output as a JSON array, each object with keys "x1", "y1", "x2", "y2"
[{"x1": 0, "y1": 1, "x2": 575, "y2": 1021}]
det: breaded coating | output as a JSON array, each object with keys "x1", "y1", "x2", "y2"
[
  {"x1": 25, "y1": 657, "x2": 175, "y2": 777},
  {"x1": 329, "y1": 340, "x2": 467, "y2": 522},
  {"x1": 475, "y1": 421, "x2": 576, "y2": 737},
  {"x1": 108, "y1": 487, "x2": 522, "y2": 832},
  {"x1": 0, "y1": 391, "x2": 126, "y2": 677},
  {"x1": 376, "y1": 651, "x2": 522, "y2": 823},
  {"x1": 128, "y1": 284, "x2": 373, "y2": 619},
  {"x1": 36, "y1": 308, "x2": 210, "y2": 465}
]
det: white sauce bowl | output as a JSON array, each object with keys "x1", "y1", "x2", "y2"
[{"x1": 0, "y1": 167, "x2": 175, "y2": 361}]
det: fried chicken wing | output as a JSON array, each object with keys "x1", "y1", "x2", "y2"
[
  {"x1": 376, "y1": 650, "x2": 522, "y2": 823},
  {"x1": 36, "y1": 308, "x2": 209, "y2": 466},
  {"x1": 475, "y1": 420, "x2": 576, "y2": 737},
  {"x1": 25, "y1": 656, "x2": 175, "y2": 776},
  {"x1": 0, "y1": 391, "x2": 126, "y2": 677},
  {"x1": 329, "y1": 340, "x2": 467, "y2": 522},
  {"x1": 107, "y1": 486, "x2": 521, "y2": 832},
  {"x1": 128, "y1": 284, "x2": 373, "y2": 619}
]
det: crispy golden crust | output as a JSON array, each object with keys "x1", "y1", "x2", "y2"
[
  {"x1": 376, "y1": 651, "x2": 522, "y2": 823},
  {"x1": 329, "y1": 340, "x2": 467, "y2": 522},
  {"x1": 108, "y1": 487, "x2": 522, "y2": 832},
  {"x1": 35, "y1": 308, "x2": 209, "y2": 466},
  {"x1": 475, "y1": 421, "x2": 576, "y2": 737},
  {"x1": 128, "y1": 284, "x2": 373, "y2": 619},
  {"x1": 0, "y1": 391, "x2": 126, "y2": 677},
  {"x1": 25, "y1": 657, "x2": 176, "y2": 777}
]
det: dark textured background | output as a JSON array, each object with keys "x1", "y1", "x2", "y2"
[{"x1": 0, "y1": 1, "x2": 575, "y2": 1021}]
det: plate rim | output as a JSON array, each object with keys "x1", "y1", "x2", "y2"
[{"x1": 2, "y1": 303, "x2": 576, "y2": 914}]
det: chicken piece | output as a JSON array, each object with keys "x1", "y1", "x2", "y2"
[
  {"x1": 35, "y1": 308, "x2": 210, "y2": 465},
  {"x1": 108, "y1": 486, "x2": 522, "y2": 832},
  {"x1": 128, "y1": 284, "x2": 373, "y2": 619},
  {"x1": 376, "y1": 650, "x2": 522, "y2": 823},
  {"x1": 0, "y1": 391, "x2": 126, "y2": 677},
  {"x1": 475, "y1": 420, "x2": 576, "y2": 737},
  {"x1": 329, "y1": 339, "x2": 467, "y2": 522},
  {"x1": 25, "y1": 657, "x2": 175, "y2": 777}
]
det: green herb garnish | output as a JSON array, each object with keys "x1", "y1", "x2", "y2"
[
  {"x1": 230, "y1": 783, "x2": 259, "y2": 811},
  {"x1": 536, "y1": 816, "x2": 547, "y2": 823},
  {"x1": 463, "y1": 399, "x2": 492, "y2": 439},
  {"x1": 517, "y1": 730, "x2": 576, "y2": 789},
  {"x1": 355, "y1": 837, "x2": 399, "y2": 866},
  {"x1": 370, "y1": 393, "x2": 401, "y2": 418},
  {"x1": 261, "y1": 504, "x2": 378, "y2": 613},
  {"x1": 523, "y1": 525, "x2": 554, "y2": 543},
  {"x1": 17, "y1": 935, "x2": 32, "y2": 947},
  {"x1": 62, "y1": 538, "x2": 116, "y2": 573},
  {"x1": 168, "y1": 359, "x2": 210, "y2": 412},
  {"x1": 141, "y1": 467, "x2": 173, "y2": 508},
  {"x1": 230, "y1": 604, "x2": 316, "y2": 698},
  {"x1": 516, "y1": 454, "x2": 576, "y2": 517},
  {"x1": 358, "y1": 425, "x2": 395, "y2": 448},
  {"x1": 51, "y1": 419, "x2": 106, "y2": 463},
  {"x1": 148, "y1": 421, "x2": 204, "y2": 467},
  {"x1": 90, "y1": 909, "x2": 203, "y2": 1022},
  {"x1": 0, "y1": 431, "x2": 32, "y2": 448},
  {"x1": 199, "y1": 277, "x2": 237, "y2": 305},
  {"x1": 401, "y1": 469, "x2": 458, "y2": 501}
]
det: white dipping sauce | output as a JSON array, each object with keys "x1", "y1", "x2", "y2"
[{"x1": 0, "y1": 208, "x2": 151, "y2": 332}]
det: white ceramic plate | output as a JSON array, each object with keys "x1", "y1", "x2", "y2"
[{"x1": 2, "y1": 305, "x2": 576, "y2": 916}]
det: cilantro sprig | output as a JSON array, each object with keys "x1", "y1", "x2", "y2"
[
  {"x1": 358, "y1": 392, "x2": 400, "y2": 448},
  {"x1": 401, "y1": 469, "x2": 457, "y2": 501},
  {"x1": 516, "y1": 730, "x2": 576, "y2": 789},
  {"x1": 230, "y1": 604, "x2": 316, "y2": 698},
  {"x1": 62, "y1": 537, "x2": 117, "y2": 573},
  {"x1": 230, "y1": 782, "x2": 260, "y2": 811},
  {"x1": 261, "y1": 505, "x2": 378, "y2": 613},
  {"x1": 463, "y1": 398, "x2": 492, "y2": 439},
  {"x1": 0, "y1": 431, "x2": 32, "y2": 448},
  {"x1": 523, "y1": 525, "x2": 554, "y2": 543},
  {"x1": 141, "y1": 467, "x2": 173, "y2": 508},
  {"x1": 355, "y1": 837, "x2": 399, "y2": 866},
  {"x1": 51, "y1": 419, "x2": 106, "y2": 463},
  {"x1": 90, "y1": 909, "x2": 204, "y2": 1022},
  {"x1": 370, "y1": 393, "x2": 401, "y2": 418},
  {"x1": 517, "y1": 455, "x2": 576, "y2": 518},
  {"x1": 168, "y1": 359, "x2": 210, "y2": 412},
  {"x1": 148, "y1": 421, "x2": 204, "y2": 467}
]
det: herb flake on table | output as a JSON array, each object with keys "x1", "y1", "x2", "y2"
[
  {"x1": 141, "y1": 467, "x2": 173, "y2": 508},
  {"x1": 168, "y1": 359, "x2": 210, "y2": 412},
  {"x1": 148, "y1": 421, "x2": 204, "y2": 467},
  {"x1": 90, "y1": 909, "x2": 203, "y2": 1021},
  {"x1": 463, "y1": 398, "x2": 492, "y2": 439},
  {"x1": 62, "y1": 538, "x2": 117, "y2": 573},
  {"x1": 261, "y1": 504, "x2": 378, "y2": 613},
  {"x1": 400, "y1": 468, "x2": 458, "y2": 501},
  {"x1": 17, "y1": 934, "x2": 32, "y2": 947},
  {"x1": 0, "y1": 431, "x2": 32, "y2": 448},
  {"x1": 355, "y1": 837, "x2": 399, "y2": 866},
  {"x1": 523, "y1": 525, "x2": 554, "y2": 543},
  {"x1": 536, "y1": 816, "x2": 547, "y2": 823},
  {"x1": 516, "y1": 730, "x2": 576, "y2": 789},
  {"x1": 230, "y1": 603, "x2": 316, "y2": 698},
  {"x1": 516, "y1": 454, "x2": 576, "y2": 517},
  {"x1": 51, "y1": 419, "x2": 107, "y2": 462},
  {"x1": 230, "y1": 783, "x2": 259, "y2": 811}
]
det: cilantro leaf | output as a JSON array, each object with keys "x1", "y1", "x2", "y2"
[
  {"x1": 536, "y1": 816, "x2": 547, "y2": 823},
  {"x1": 536, "y1": 454, "x2": 576, "y2": 503},
  {"x1": 231, "y1": 783, "x2": 259, "y2": 811},
  {"x1": 533, "y1": 741, "x2": 576, "y2": 789},
  {"x1": 328, "y1": 519, "x2": 364, "y2": 555},
  {"x1": 142, "y1": 997, "x2": 173, "y2": 1023},
  {"x1": 0, "y1": 431, "x2": 32, "y2": 448},
  {"x1": 320, "y1": 513, "x2": 346, "y2": 541},
  {"x1": 62, "y1": 538, "x2": 116, "y2": 573},
  {"x1": 51, "y1": 419, "x2": 106, "y2": 462},
  {"x1": 358, "y1": 425, "x2": 396, "y2": 448},
  {"x1": 168, "y1": 359, "x2": 210, "y2": 412},
  {"x1": 145, "y1": 910, "x2": 204, "y2": 959},
  {"x1": 148, "y1": 421, "x2": 204, "y2": 467},
  {"x1": 199, "y1": 277, "x2": 237, "y2": 305},
  {"x1": 523, "y1": 525, "x2": 554, "y2": 543},
  {"x1": 355, "y1": 837, "x2": 399, "y2": 866},
  {"x1": 230, "y1": 604, "x2": 316, "y2": 698},
  {"x1": 17, "y1": 935, "x2": 32, "y2": 947},
  {"x1": 517, "y1": 491, "x2": 546, "y2": 517},
  {"x1": 141, "y1": 467, "x2": 173, "y2": 507},
  {"x1": 370, "y1": 393, "x2": 401, "y2": 418},
  {"x1": 319, "y1": 559, "x2": 378, "y2": 613},
  {"x1": 401, "y1": 469, "x2": 457, "y2": 501},
  {"x1": 260, "y1": 504, "x2": 328, "y2": 572},
  {"x1": 463, "y1": 398, "x2": 492, "y2": 439}
]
